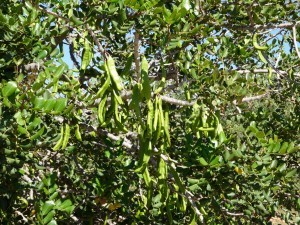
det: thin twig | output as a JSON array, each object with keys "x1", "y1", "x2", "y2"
[
  {"x1": 30, "y1": 1, "x2": 70, "y2": 23},
  {"x1": 185, "y1": 190, "x2": 206, "y2": 224},
  {"x1": 98, "y1": 128, "x2": 133, "y2": 149},
  {"x1": 224, "y1": 210, "x2": 244, "y2": 216},
  {"x1": 275, "y1": 31, "x2": 287, "y2": 68},
  {"x1": 292, "y1": 25, "x2": 300, "y2": 61},
  {"x1": 86, "y1": 24, "x2": 106, "y2": 58}
]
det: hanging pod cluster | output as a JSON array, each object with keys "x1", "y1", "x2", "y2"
[
  {"x1": 53, "y1": 123, "x2": 70, "y2": 151},
  {"x1": 130, "y1": 56, "x2": 183, "y2": 212},
  {"x1": 253, "y1": 33, "x2": 268, "y2": 64},
  {"x1": 96, "y1": 55, "x2": 127, "y2": 131}
]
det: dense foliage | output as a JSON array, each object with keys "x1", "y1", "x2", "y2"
[{"x1": 0, "y1": 0, "x2": 299, "y2": 224}]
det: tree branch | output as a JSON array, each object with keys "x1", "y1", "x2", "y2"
[
  {"x1": 224, "y1": 211, "x2": 244, "y2": 216},
  {"x1": 134, "y1": 31, "x2": 141, "y2": 81},
  {"x1": 236, "y1": 69, "x2": 300, "y2": 77},
  {"x1": 15, "y1": 211, "x2": 28, "y2": 223},
  {"x1": 68, "y1": 38, "x2": 80, "y2": 69},
  {"x1": 292, "y1": 25, "x2": 300, "y2": 61},
  {"x1": 160, "y1": 95, "x2": 194, "y2": 106},
  {"x1": 184, "y1": 190, "x2": 206, "y2": 224},
  {"x1": 228, "y1": 20, "x2": 300, "y2": 31},
  {"x1": 119, "y1": 89, "x2": 270, "y2": 107},
  {"x1": 21, "y1": 62, "x2": 44, "y2": 71}
]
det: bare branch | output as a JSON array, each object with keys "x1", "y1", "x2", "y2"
[
  {"x1": 233, "y1": 93, "x2": 268, "y2": 105},
  {"x1": 68, "y1": 39, "x2": 80, "y2": 69},
  {"x1": 292, "y1": 25, "x2": 300, "y2": 61},
  {"x1": 70, "y1": 215, "x2": 80, "y2": 223},
  {"x1": 97, "y1": 128, "x2": 133, "y2": 149},
  {"x1": 134, "y1": 31, "x2": 141, "y2": 81},
  {"x1": 22, "y1": 62, "x2": 44, "y2": 71},
  {"x1": 224, "y1": 211, "x2": 244, "y2": 216},
  {"x1": 241, "y1": 94, "x2": 268, "y2": 102},
  {"x1": 161, "y1": 95, "x2": 194, "y2": 106},
  {"x1": 15, "y1": 211, "x2": 28, "y2": 223},
  {"x1": 120, "y1": 89, "x2": 271, "y2": 107},
  {"x1": 228, "y1": 20, "x2": 300, "y2": 31},
  {"x1": 237, "y1": 69, "x2": 300, "y2": 77},
  {"x1": 185, "y1": 190, "x2": 206, "y2": 224}
]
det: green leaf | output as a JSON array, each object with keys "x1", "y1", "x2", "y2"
[
  {"x1": 286, "y1": 142, "x2": 295, "y2": 152},
  {"x1": 34, "y1": 97, "x2": 46, "y2": 110},
  {"x1": 288, "y1": 146, "x2": 300, "y2": 154},
  {"x1": 49, "y1": 192, "x2": 59, "y2": 201},
  {"x1": 248, "y1": 125, "x2": 258, "y2": 134},
  {"x1": 43, "y1": 99, "x2": 56, "y2": 112},
  {"x1": 285, "y1": 169, "x2": 297, "y2": 178},
  {"x1": 210, "y1": 156, "x2": 220, "y2": 166},
  {"x1": 81, "y1": 39, "x2": 93, "y2": 70},
  {"x1": 162, "y1": 6, "x2": 172, "y2": 24},
  {"x1": 50, "y1": 48, "x2": 60, "y2": 57},
  {"x1": 198, "y1": 157, "x2": 208, "y2": 166},
  {"x1": 47, "y1": 220, "x2": 58, "y2": 225},
  {"x1": 37, "y1": 50, "x2": 48, "y2": 60},
  {"x1": 189, "y1": 184, "x2": 200, "y2": 191},
  {"x1": 28, "y1": 117, "x2": 42, "y2": 130},
  {"x1": 42, "y1": 201, "x2": 55, "y2": 216},
  {"x1": 32, "y1": 82, "x2": 44, "y2": 92},
  {"x1": 277, "y1": 163, "x2": 286, "y2": 172},
  {"x1": 181, "y1": 0, "x2": 191, "y2": 11},
  {"x1": 122, "y1": 53, "x2": 133, "y2": 76},
  {"x1": 30, "y1": 126, "x2": 44, "y2": 140},
  {"x1": 70, "y1": 15, "x2": 84, "y2": 25},
  {"x1": 187, "y1": 178, "x2": 199, "y2": 185},
  {"x1": 2, "y1": 81, "x2": 18, "y2": 97},
  {"x1": 59, "y1": 199, "x2": 72, "y2": 210},
  {"x1": 62, "y1": 206, "x2": 75, "y2": 214},
  {"x1": 53, "y1": 65, "x2": 65, "y2": 82},
  {"x1": 141, "y1": 56, "x2": 151, "y2": 100},
  {"x1": 53, "y1": 98, "x2": 67, "y2": 113},
  {"x1": 58, "y1": 199, "x2": 74, "y2": 214},
  {"x1": 269, "y1": 159, "x2": 278, "y2": 169},
  {"x1": 43, "y1": 210, "x2": 55, "y2": 224},
  {"x1": 279, "y1": 141, "x2": 289, "y2": 154},
  {"x1": 256, "y1": 131, "x2": 265, "y2": 139},
  {"x1": 18, "y1": 125, "x2": 28, "y2": 135},
  {"x1": 14, "y1": 111, "x2": 25, "y2": 125}
]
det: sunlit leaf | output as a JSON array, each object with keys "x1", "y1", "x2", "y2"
[{"x1": 2, "y1": 81, "x2": 18, "y2": 97}]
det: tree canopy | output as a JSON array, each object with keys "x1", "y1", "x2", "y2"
[{"x1": 0, "y1": 0, "x2": 299, "y2": 224}]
